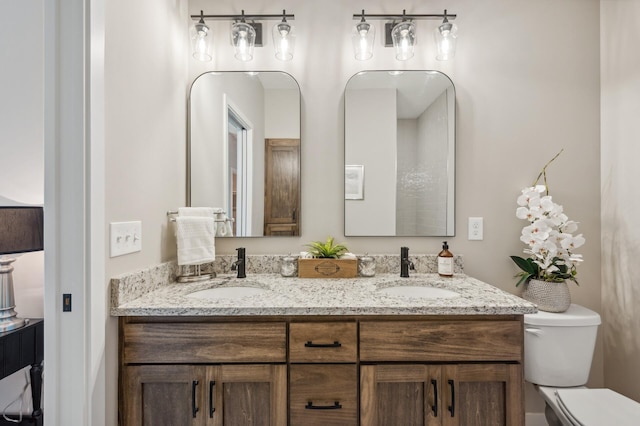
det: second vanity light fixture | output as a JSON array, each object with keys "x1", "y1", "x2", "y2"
[
  {"x1": 190, "y1": 9, "x2": 295, "y2": 62},
  {"x1": 351, "y1": 9, "x2": 457, "y2": 61}
]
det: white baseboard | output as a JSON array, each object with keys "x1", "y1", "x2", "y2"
[{"x1": 526, "y1": 412, "x2": 548, "y2": 426}]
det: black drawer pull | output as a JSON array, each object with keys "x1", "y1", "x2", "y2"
[
  {"x1": 448, "y1": 379, "x2": 455, "y2": 417},
  {"x1": 209, "y1": 380, "x2": 216, "y2": 418},
  {"x1": 305, "y1": 401, "x2": 342, "y2": 410},
  {"x1": 304, "y1": 341, "x2": 342, "y2": 348},
  {"x1": 431, "y1": 379, "x2": 438, "y2": 417},
  {"x1": 192, "y1": 380, "x2": 199, "y2": 418}
]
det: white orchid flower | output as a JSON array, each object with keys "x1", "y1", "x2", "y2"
[{"x1": 560, "y1": 233, "x2": 585, "y2": 251}]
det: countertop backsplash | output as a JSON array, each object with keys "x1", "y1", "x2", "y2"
[{"x1": 110, "y1": 254, "x2": 464, "y2": 307}]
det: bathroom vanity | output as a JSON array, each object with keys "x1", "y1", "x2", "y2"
[{"x1": 112, "y1": 264, "x2": 535, "y2": 426}]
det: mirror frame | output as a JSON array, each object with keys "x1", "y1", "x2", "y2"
[
  {"x1": 187, "y1": 71, "x2": 302, "y2": 237},
  {"x1": 343, "y1": 70, "x2": 456, "y2": 237}
]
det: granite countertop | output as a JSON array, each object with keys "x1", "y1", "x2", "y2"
[{"x1": 111, "y1": 272, "x2": 537, "y2": 317}]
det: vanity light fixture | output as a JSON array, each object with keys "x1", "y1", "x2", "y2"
[
  {"x1": 352, "y1": 10, "x2": 375, "y2": 61},
  {"x1": 190, "y1": 10, "x2": 295, "y2": 62},
  {"x1": 273, "y1": 10, "x2": 295, "y2": 61},
  {"x1": 190, "y1": 11, "x2": 212, "y2": 61},
  {"x1": 434, "y1": 10, "x2": 458, "y2": 61},
  {"x1": 351, "y1": 9, "x2": 457, "y2": 61}
]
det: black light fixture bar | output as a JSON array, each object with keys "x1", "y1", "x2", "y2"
[
  {"x1": 190, "y1": 13, "x2": 295, "y2": 21},
  {"x1": 351, "y1": 12, "x2": 456, "y2": 21}
]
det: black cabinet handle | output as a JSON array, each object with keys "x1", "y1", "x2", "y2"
[
  {"x1": 209, "y1": 380, "x2": 216, "y2": 418},
  {"x1": 192, "y1": 380, "x2": 199, "y2": 418},
  {"x1": 304, "y1": 341, "x2": 342, "y2": 348},
  {"x1": 431, "y1": 379, "x2": 438, "y2": 417},
  {"x1": 448, "y1": 379, "x2": 455, "y2": 417},
  {"x1": 305, "y1": 401, "x2": 342, "y2": 410}
]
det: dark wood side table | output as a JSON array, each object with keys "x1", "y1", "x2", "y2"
[{"x1": 0, "y1": 319, "x2": 43, "y2": 426}]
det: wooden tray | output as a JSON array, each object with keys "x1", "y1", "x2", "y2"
[{"x1": 297, "y1": 258, "x2": 358, "y2": 278}]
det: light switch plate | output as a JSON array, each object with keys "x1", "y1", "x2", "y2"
[
  {"x1": 110, "y1": 221, "x2": 142, "y2": 257},
  {"x1": 468, "y1": 217, "x2": 483, "y2": 240}
]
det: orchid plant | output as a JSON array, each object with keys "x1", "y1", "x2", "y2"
[{"x1": 510, "y1": 150, "x2": 585, "y2": 286}]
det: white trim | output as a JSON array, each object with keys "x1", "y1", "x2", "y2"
[
  {"x1": 223, "y1": 94, "x2": 255, "y2": 236},
  {"x1": 44, "y1": 0, "x2": 103, "y2": 424},
  {"x1": 88, "y1": 0, "x2": 106, "y2": 424}
]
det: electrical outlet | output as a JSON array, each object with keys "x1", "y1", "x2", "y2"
[
  {"x1": 468, "y1": 217, "x2": 483, "y2": 240},
  {"x1": 110, "y1": 221, "x2": 142, "y2": 257}
]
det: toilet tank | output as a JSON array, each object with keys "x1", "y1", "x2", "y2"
[{"x1": 524, "y1": 304, "x2": 601, "y2": 387}]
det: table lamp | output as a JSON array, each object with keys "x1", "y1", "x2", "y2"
[{"x1": 0, "y1": 206, "x2": 44, "y2": 332}]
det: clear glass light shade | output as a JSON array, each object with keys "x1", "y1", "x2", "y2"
[
  {"x1": 391, "y1": 21, "x2": 416, "y2": 61},
  {"x1": 272, "y1": 21, "x2": 296, "y2": 61},
  {"x1": 352, "y1": 21, "x2": 375, "y2": 61},
  {"x1": 231, "y1": 22, "x2": 256, "y2": 61},
  {"x1": 190, "y1": 21, "x2": 212, "y2": 62},
  {"x1": 434, "y1": 21, "x2": 458, "y2": 61}
]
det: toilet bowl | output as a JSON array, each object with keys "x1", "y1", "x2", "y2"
[{"x1": 524, "y1": 304, "x2": 640, "y2": 425}]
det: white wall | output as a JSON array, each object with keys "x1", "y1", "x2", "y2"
[
  {"x1": 601, "y1": 0, "x2": 640, "y2": 402},
  {"x1": 416, "y1": 90, "x2": 448, "y2": 235},
  {"x1": 345, "y1": 89, "x2": 397, "y2": 235},
  {"x1": 0, "y1": 0, "x2": 43, "y2": 415},
  {"x1": 264, "y1": 89, "x2": 301, "y2": 138},
  {"x1": 396, "y1": 119, "x2": 419, "y2": 234}
]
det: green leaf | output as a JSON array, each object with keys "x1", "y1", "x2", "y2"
[{"x1": 510, "y1": 256, "x2": 536, "y2": 274}]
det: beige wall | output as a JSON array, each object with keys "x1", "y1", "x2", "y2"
[
  {"x1": 101, "y1": 0, "x2": 603, "y2": 422},
  {"x1": 601, "y1": 0, "x2": 640, "y2": 402},
  {"x1": 104, "y1": 0, "x2": 189, "y2": 424}
]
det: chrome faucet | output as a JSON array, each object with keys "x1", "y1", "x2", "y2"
[
  {"x1": 400, "y1": 246, "x2": 415, "y2": 278},
  {"x1": 231, "y1": 247, "x2": 246, "y2": 278}
]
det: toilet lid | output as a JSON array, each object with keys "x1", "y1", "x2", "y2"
[{"x1": 555, "y1": 388, "x2": 640, "y2": 426}]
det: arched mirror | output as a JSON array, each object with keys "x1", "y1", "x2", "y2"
[
  {"x1": 189, "y1": 71, "x2": 301, "y2": 237},
  {"x1": 344, "y1": 70, "x2": 455, "y2": 236}
]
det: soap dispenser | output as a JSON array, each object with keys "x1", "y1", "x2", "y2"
[{"x1": 437, "y1": 241, "x2": 454, "y2": 277}]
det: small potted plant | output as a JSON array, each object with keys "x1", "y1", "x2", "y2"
[
  {"x1": 298, "y1": 236, "x2": 357, "y2": 278},
  {"x1": 510, "y1": 150, "x2": 585, "y2": 312}
]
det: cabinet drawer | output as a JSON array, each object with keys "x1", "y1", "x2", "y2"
[
  {"x1": 289, "y1": 322, "x2": 357, "y2": 363},
  {"x1": 360, "y1": 320, "x2": 523, "y2": 362},
  {"x1": 122, "y1": 322, "x2": 286, "y2": 363},
  {"x1": 290, "y1": 364, "x2": 358, "y2": 426}
]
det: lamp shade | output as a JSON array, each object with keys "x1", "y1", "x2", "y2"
[
  {"x1": 273, "y1": 21, "x2": 295, "y2": 61},
  {"x1": 0, "y1": 206, "x2": 44, "y2": 255},
  {"x1": 231, "y1": 21, "x2": 256, "y2": 61},
  {"x1": 391, "y1": 21, "x2": 416, "y2": 61},
  {"x1": 352, "y1": 20, "x2": 375, "y2": 61},
  {"x1": 434, "y1": 20, "x2": 457, "y2": 60}
]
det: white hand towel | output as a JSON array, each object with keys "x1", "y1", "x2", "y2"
[{"x1": 175, "y1": 216, "x2": 215, "y2": 265}]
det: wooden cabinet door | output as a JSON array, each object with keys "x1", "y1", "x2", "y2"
[
  {"x1": 209, "y1": 364, "x2": 287, "y2": 426},
  {"x1": 264, "y1": 139, "x2": 300, "y2": 236},
  {"x1": 441, "y1": 364, "x2": 523, "y2": 426},
  {"x1": 122, "y1": 365, "x2": 206, "y2": 426},
  {"x1": 360, "y1": 364, "x2": 442, "y2": 426}
]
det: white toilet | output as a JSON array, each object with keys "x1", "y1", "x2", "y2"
[{"x1": 524, "y1": 304, "x2": 640, "y2": 425}]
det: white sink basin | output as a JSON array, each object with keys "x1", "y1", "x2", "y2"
[
  {"x1": 378, "y1": 285, "x2": 460, "y2": 299},
  {"x1": 186, "y1": 286, "x2": 267, "y2": 300}
]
